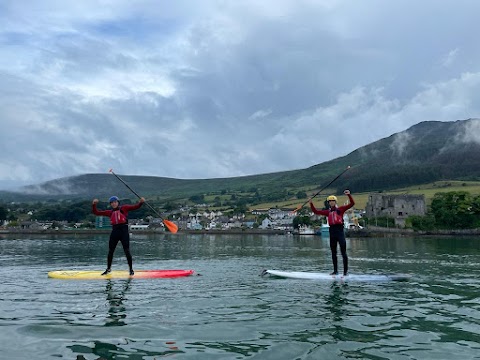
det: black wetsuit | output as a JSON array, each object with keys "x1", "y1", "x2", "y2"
[
  {"x1": 92, "y1": 201, "x2": 144, "y2": 272},
  {"x1": 329, "y1": 224, "x2": 348, "y2": 275},
  {"x1": 310, "y1": 194, "x2": 355, "y2": 276},
  {"x1": 108, "y1": 223, "x2": 132, "y2": 270}
]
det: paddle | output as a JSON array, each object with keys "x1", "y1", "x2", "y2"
[
  {"x1": 292, "y1": 165, "x2": 351, "y2": 213},
  {"x1": 109, "y1": 169, "x2": 179, "y2": 234}
]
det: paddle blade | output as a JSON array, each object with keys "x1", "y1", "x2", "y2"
[
  {"x1": 291, "y1": 205, "x2": 302, "y2": 214},
  {"x1": 292, "y1": 199, "x2": 310, "y2": 214},
  {"x1": 163, "y1": 219, "x2": 178, "y2": 234}
]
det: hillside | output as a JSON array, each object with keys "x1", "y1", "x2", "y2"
[
  {"x1": 340, "y1": 119, "x2": 480, "y2": 192},
  {"x1": 1, "y1": 118, "x2": 479, "y2": 204}
]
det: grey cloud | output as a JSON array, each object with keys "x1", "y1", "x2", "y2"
[{"x1": 1, "y1": 0, "x2": 480, "y2": 187}]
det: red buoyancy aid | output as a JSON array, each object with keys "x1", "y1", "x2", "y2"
[
  {"x1": 110, "y1": 208, "x2": 127, "y2": 225},
  {"x1": 327, "y1": 208, "x2": 344, "y2": 226}
]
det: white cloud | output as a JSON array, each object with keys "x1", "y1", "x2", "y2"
[
  {"x1": 1, "y1": 0, "x2": 480, "y2": 188},
  {"x1": 390, "y1": 132, "x2": 412, "y2": 157},
  {"x1": 458, "y1": 118, "x2": 480, "y2": 144},
  {"x1": 249, "y1": 109, "x2": 273, "y2": 121},
  {"x1": 441, "y1": 48, "x2": 460, "y2": 68}
]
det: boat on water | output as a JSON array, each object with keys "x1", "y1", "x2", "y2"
[
  {"x1": 300, "y1": 214, "x2": 364, "y2": 237},
  {"x1": 298, "y1": 225, "x2": 315, "y2": 235},
  {"x1": 316, "y1": 217, "x2": 363, "y2": 237},
  {"x1": 317, "y1": 223, "x2": 330, "y2": 237}
]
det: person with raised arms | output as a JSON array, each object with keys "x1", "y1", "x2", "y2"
[
  {"x1": 92, "y1": 195, "x2": 145, "y2": 276},
  {"x1": 309, "y1": 190, "x2": 355, "y2": 276}
]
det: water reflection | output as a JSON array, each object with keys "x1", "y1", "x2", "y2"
[
  {"x1": 4, "y1": 234, "x2": 480, "y2": 359},
  {"x1": 70, "y1": 340, "x2": 181, "y2": 360},
  {"x1": 186, "y1": 341, "x2": 269, "y2": 357},
  {"x1": 325, "y1": 282, "x2": 349, "y2": 322},
  {"x1": 104, "y1": 279, "x2": 131, "y2": 327}
]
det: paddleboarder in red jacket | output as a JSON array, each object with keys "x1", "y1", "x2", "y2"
[
  {"x1": 92, "y1": 196, "x2": 145, "y2": 276},
  {"x1": 310, "y1": 190, "x2": 355, "y2": 276}
]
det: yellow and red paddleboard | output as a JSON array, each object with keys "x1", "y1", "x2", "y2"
[{"x1": 48, "y1": 269, "x2": 196, "y2": 280}]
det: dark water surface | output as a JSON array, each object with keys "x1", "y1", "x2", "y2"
[{"x1": 1, "y1": 233, "x2": 479, "y2": 359}]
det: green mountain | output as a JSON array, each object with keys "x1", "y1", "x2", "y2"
[
  {"x1": 1, "y1": 118, "x2": 479, "y2": 203},
  {"x1": 343, "y1": 118, "x2": 480, "y2": 191}
]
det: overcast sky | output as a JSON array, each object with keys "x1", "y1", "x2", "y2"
[{"x1": 1, "y1": 0, "x2": 480, "y2": 189}]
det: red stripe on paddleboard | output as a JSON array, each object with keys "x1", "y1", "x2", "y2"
[{"x1": 133, "y1": 270, "x2": 195, "y2": 278}]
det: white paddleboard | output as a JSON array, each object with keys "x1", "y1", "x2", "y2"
[{"x1": 262, "y1": 269, "x2": 410, "y2": 282}]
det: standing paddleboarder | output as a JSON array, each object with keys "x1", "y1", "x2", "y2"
[
  {"x1": 309, "y1": 190, "x2": 355, "y2": 276},
  {"x1": 92, "y1": 196, "x2": 145, "y2": 276}
]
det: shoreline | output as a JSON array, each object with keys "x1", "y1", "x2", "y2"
[
  {"x1": 0, "y1": 228, "x2": 287, "y2": 236},
  {"x1": 1, "y1": 227, "x2": 480, "y2": 237}
]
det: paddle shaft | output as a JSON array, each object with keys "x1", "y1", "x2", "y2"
[
  {"x1": 109, "y1": 169, "x2": 165, "y2": 220},
  {"x1": 294, "y1": 166, "x2": 351, "y2": 212}
]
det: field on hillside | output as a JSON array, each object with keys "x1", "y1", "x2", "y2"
[
  {"x1": 385, "y1": 180, "x2": 480, "y2": 205},
  {"x1": 250, "y1": 181, "x2": 480, "y2": 211}
]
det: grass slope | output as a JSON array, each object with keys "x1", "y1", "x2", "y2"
[{"x1": 252, "y1": 180, "x2": 480, "y2": 211}]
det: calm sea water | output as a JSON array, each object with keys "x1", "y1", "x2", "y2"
[{"x1": 1, "y1": 233, "x2": 479, "y2": 360}]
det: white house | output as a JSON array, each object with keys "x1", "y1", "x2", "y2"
[{"x1": 260, "y1": 218, "x2": 273, "y2": 229}]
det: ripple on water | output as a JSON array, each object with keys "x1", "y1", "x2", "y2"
[{"x1": 1, "y1": 235, "x2": 480, "y2": 359}]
